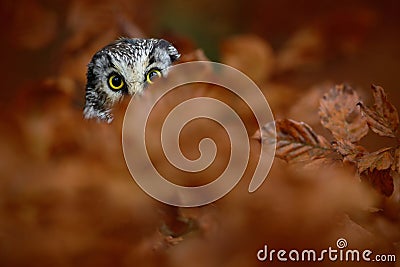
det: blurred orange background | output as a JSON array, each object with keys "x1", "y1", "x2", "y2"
[{"x1": 0, "y1": 0, "x2": 399, "y2": 266}]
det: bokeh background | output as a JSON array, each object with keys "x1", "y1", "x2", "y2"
[{"x1": 1, "y1": 0, "x2": 400, "y2": 266}]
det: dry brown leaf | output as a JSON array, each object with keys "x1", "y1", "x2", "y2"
[
  {"x1": 357, "y1": 147, "x2": 393, "y2": 173},
  {"x1": 319, "y1": 84, "x2": 368, "y2": 142},
  {"x1": 361, "y1": 169, "x2": 394, "y2": 197},
  {"x1": 259, "y1": 119, "x2": 333, "y2": 163},
  {"x1": 392, "y1": 147, "x2": 400, "y2": 173},
  {"x1": 358, "y1": 85, "x2": 399, "y2": 138},
  {"x1": 332, "y1": 139, "x2": 366, "y2": 163}
]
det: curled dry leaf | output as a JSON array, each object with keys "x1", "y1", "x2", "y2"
[
  {"x1": 361, "y1": 169, "x2": 394, "y2": 197},
  {"x1": 393, "y1": 147, "x2": 400, "y2": 173},
  {"x1": 357, "y1": 147, "x2": 393, "y2": 173},
  {"x1": 319, "y1": 84, "x2": 368, "y2": 142},
  {"x1": 332, "y1": 139, "x2": 366, "y2": 163},
  {"x1": 259, "y1": 119, "x2": 333, "y2": 163},
  {"x1": 358, "y1": 85, "x2": 399, "y2": 138}
]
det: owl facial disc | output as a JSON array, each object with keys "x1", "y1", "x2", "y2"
[{"x1": 83, "y1": 38, "x2": 180, "y2": 123}]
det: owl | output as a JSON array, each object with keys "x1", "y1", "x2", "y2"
[{"x1": 83, "y1": 38, "x2": 180, "y2": 123}]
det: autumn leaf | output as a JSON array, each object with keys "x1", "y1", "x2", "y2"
[
  {"x1": 332, "y1": 139, "x2": 366, "y2": 163},
  {"x1": 361, "y1": 169, "x2": 394, "y2": 197},
  {"x1": 357, "y1": 147, "x2": 393, "y2": 173},
  {"x1": 358, "y1": 85, "x2": 399, "y2": 138},
  {"x1": 319, "y1": 84, "x2": 368, "y2": 142},
  {"x1": 258, "y1": 119, "x2": 333, "y2": 163},
  {"x1": 392, "y1": 147, "x2": 400, "y2": 173}
]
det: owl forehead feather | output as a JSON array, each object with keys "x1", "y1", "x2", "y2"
[{"x1": 98, "y1": 38, "x2": 179, "y2": 67}]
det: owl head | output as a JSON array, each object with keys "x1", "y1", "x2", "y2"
[{"x1": 83, "y1": 38, "x2": 180, "y2": 123}]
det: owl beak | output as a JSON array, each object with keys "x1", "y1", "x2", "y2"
[{"x1": 128, "y1": 81, "x2": 145, "y2": 95}]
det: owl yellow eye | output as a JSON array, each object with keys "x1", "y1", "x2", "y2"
[
  {"x1": 108, "y1": 74, "x2": 124, "y2": 90},
  {"x1": 146, "y1": 69, "x2": 162, "y2": 84}
]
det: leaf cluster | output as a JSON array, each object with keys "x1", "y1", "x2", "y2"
[{"x1": 259, "y1": 84, "x2": 400, "y2": 196}]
